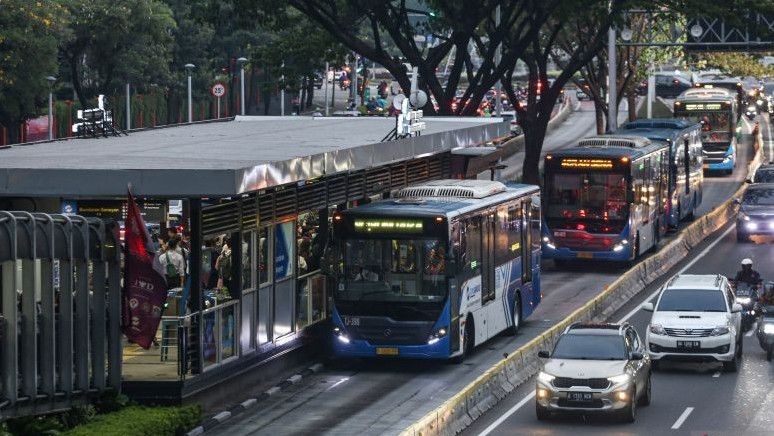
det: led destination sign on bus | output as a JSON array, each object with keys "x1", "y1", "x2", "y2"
[
  {"x1": 684, "y1": 103, "x2": 723, "y2": 111},
  {"x1": 560, "y1": 158, "x2": 614, "y2": 169},
  {"x1": 353, "y1": 219, "x2": 424, "y2": 233}
]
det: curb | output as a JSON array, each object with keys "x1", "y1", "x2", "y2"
[
  {"x1": 185, "y1": 362, "x2": 325, "y2": 435},
  {"x1": 401, "y1": 128, "x2": 763, "y2": 436}
]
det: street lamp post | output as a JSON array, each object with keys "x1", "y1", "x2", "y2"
[
  {"x1": 185, "y1": 63, "x2": 195, "y2": 123},
  {"x1": 494, "y1": 5, "x2": 502, "y2": 117},
  {"x1": 607, "y1": 28, "x2": 617, "y2": 132},
  {"x1": 46, "y1": 76, "x2": 56, "y2": 141},
  {"x1": 237, "y1": 57, "x2": 247, "y2": 116}
]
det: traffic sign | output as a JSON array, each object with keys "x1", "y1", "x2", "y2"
[{"x1": 211, "y1": 82, "x2": 226, "y2": 97}]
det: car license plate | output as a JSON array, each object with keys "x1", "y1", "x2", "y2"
[
  {"x1": 568, "y1": 392, "x2": 593, "y2": 402},
  {"x1": 677, "y1": 340, "x2": 700, "y2": 349},
  {"x1": 376, "y1": 347, "x2": 399, "y2": 356},
  {"x1": 577, "y1": 252, "x2": 594, "y2": 259}
]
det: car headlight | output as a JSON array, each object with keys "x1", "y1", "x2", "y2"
[
  {"x1": 608, "y1": 374, "x2": 631, "y2": 385},
  {"x1": 763, "y1": 323, "x2": 774, "y2": 334},
  {"x1": 739, "y1": 212, "x2": 750, "y2": 221},
  {"x1": 736, "y1": 297, "x2": 751, "y2": 305},
  {"x1": 757, "y1": 99, "x2": 764, "y2": 106},
  {"x1": 427, "y1": 326, "x2": 448, "y2": 345},
  {"x1": 710, "y1": 326, "x2": 730, "y2": 336},
  {"x1": 538, "y1": 371, "x2": 556, "y2": 384},
  {"x1": 649, "y1": 324, "x2": 666, "y2": 335}
]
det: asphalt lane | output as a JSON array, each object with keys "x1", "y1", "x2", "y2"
[
  {"x1": 210, "y1": 110, "x2": 762, "y2": 436},
  {"x1": 463, "y1": 116, "x2": 774, "y2": 436}
]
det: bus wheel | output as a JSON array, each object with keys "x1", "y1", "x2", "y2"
[
  {"x1": 451, "y1": 318, "x2": 473, "y2": 364},
  {"x1": 504, "y1": 295, "x2": 521, "y2": 336}
]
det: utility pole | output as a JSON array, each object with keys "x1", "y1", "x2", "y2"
[
  {"x1": 607, "y1": 28, "x2": 617, "y2": 132},
  {"x1": 647, "y1": 63, "x2": 655, "y2": 118},
  {"x1": 495, "y1": 5, "x2": 503, "y2": 117},
  {"x1": 324, "y1": 61, "x2": 330, "y2": 117},
  {"x1": 351, "y1": 52, "x2": 358, "y2": 109},
  {"x1": 47, "y1": 76, "x2": 56, "y2": 140},
  {"x1": 125, "y1": 83, "x2": 131, "y2": 130},
  {"x1": 185, "y1": 63, "x2": 195, "y2": 123},
  {"x1": 238, "y1": 57, "x2": 247, "y2": 116},
  {"x1": 280, "y1": 61, "x2": 285, "y2": 116}
]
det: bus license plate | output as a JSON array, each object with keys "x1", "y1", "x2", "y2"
[
  {"x1": 376, "y1": 347, "x2": 399, "y2": 356},
  {"x1": 577, "y1": 252, "x2": 594, "y2": 259},
  {"x1": 703, "y1": 164, "x2": 709, "y2": 169}
]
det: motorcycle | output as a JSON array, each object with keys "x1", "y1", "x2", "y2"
[{"x1": 733, "y1": 282, "x2": 762, "y2": 331}]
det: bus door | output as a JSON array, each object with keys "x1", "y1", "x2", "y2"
[
  {"x1": 481, "y1": 212, "x2": 500, "y2": 337},
  {"x1": 521, "y1": 200, "x2": 532, "y2": 284}
]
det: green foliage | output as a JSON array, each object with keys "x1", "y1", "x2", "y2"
[
  {"x1": 694, "y1": 53, "x2": 774, "y2": 78},
  {"x1": 0, "y1": 0, "x2": 70, "y2": 134},
  {"x1": 62, "y1": 405, "x2": 201, "y2": 436},
  {"x1": 4, "y1": 414, "x2": 65, "y2": 436}
]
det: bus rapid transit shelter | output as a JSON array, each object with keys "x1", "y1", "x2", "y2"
[
  {"x1": 0, "y1": 213, "x2": 121, "y2": 419},
  {"x1": 0, "y1": 116, "x2": 509, "y2": 410}
]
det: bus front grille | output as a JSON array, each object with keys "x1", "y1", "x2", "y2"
[{"x1": 350, "y1": 323, "x2": 434, "y2": 345}]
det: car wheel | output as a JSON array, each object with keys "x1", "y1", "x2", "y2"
[
  {"x1": 536, "y1": 402, "x2": 550, "y2": 421},
  {"x1": 638, "y1": 373, "x2": 652, "y2": 406},
  {"x1": 620, "y1": 388, "x2": 637, "y2": 423},
  {"x1": 723, "y1": 342, "x2": 740, "y2": 372},
  {"x1": 504, "y1": 295, "x2": 521, "y2": 336}
]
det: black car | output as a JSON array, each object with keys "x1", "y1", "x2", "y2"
[
  {"x1": 752, "y1": 165, "x2": 774, "y2": 183},
  {"x1": 654, "y1": 74, "x2": 692, "y2": 98},
  {"x1": 736, "y1": 183, "x2": 774, "y2": 242}
]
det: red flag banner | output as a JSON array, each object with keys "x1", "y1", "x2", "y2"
[{"x1": 122, "y1": 188, "x2": 168, "y2": 349}]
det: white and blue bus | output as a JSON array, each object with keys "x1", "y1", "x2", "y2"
[
  {"x1": 542, "y1": 136, "x2": 669, "y2": 264},
  {"x1": 329, "y1": 180, "x2": 542, "y2": 361},
  {"x1": 618, "y1": 119, "x2": 704, "y2": 229},
  {"x1": 674, "y1": 88, "x2": 739, "y2": 174}
]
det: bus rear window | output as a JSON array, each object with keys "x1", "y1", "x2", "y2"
[{"x1": 546, "y1": 172, "x2": 628, "y2": 220}]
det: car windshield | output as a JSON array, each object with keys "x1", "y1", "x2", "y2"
[
  {"x1": 337, "y1": 238, "x2": 448, "y2": 303},
  {"x1": 657, "y1": 289, "x2": 727, "y2": 312},
  {"x1": 743, "y1": 188, "x2": 774, "y2": 206},
  {"x1": 754, "y1": 169, "x2": 774, "y2": 183},
  {"x1": 546, "y1": 172, "x2": 629, "y2": 220},
  {"x1": 552, "y1": 334, "x2": 627, "y2": 360}
]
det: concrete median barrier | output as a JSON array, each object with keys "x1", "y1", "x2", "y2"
[{"x1": 402, "y1": 128, "x2": 763, "y2": 436}]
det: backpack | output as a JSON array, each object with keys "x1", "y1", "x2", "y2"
[{"x1": 165, "y1": 252, "x2": 179, "y2": 278}]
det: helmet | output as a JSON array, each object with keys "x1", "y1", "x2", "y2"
[{"x1": 741, "y1": 258, "x2": 753, "y2": 266}]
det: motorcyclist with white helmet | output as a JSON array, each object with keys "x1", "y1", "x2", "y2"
[{"x1": 735, "y1": 258, "x2": 762, "y2": 287}]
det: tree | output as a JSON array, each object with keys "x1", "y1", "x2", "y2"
[
  {"x1": 60, "y1": 0, "x2": 176, "y2": 107},
  {"x1": 0, "y1": 0, "x2": 69, "y2": 141},
  {"x1": 693, "y1": 53, "x2": 774, "y2": 78}
]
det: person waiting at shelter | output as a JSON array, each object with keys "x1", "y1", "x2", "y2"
[{"x1": 159, "y1": 237, "x2": 186, "y2": 289}]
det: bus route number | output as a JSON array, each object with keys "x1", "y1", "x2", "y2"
[{"x1": 344, "y1": 316, "x2": 361, "y2": 326}]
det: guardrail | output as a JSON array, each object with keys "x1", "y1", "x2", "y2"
[{"x1": 401, "y1": 124, "x2": 763, "y2": 436}]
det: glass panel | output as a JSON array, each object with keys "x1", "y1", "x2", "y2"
[
  {"x1": 462, "y1": 218, "x2": 481, "y2": 276},
  {"x1": 297, "y1": 211, "x2": 322, "y2": 276},
  {"x1": 296, "y1": 277, "x2": 310, "y2": 330},
  {"x1": 274, "y1": 222, "x2": 294, "y2": 281},
  {"x1": 274, "y1": 279, "x2": 294, "y2": 337},
  {"x1": 258, "y1": 227, "x2": 270, "y2": 285},
  {"x1": 240, "y1": 291, "x2": 255, "y2": 352},
  {"x1": 242, "y1": 232, "x2": 253, "y2": 290},
  {"x1": 202, "y1": 310, "x2": 217, "y2": 368},
  {"x1": 220, "y1": 303, "x2": 237, "y2": 360},
  {"x1": 310, "y1": 274, "x2": 326, "y2": 323},
  {"x1": 257, "y1": 286, "x2": 271, "y2": 344}
]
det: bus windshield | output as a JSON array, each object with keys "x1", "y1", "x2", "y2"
[
  {"x1": 680, "y1": 111, "x2": 732, "y2": 143},
  {"x1": 546, "y1": 172, "x2": 629, "y2": 222},
  {"x1": 337, "y1": 238, "x2": 448, "y2": 303}
]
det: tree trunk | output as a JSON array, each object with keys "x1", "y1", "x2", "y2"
[
  {"x1": 522, "y1": 123, "x2": 546, "y2": 185},
  {"x1": 594, "y1": 100, "x2": 606, "y2": 134},
  {"x1": 628, "y1": 92, "x2": 637, "y2": 121},
  {"x1": 70, "y1": 54, "x2": 89, "y2": 108},
  {"x1": 306, "y1": 74, "x2": 315, "y2": 108}
]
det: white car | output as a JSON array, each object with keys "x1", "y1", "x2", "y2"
[{"x1": 642, "y1": 274, "x2": 743, "y2": 371}]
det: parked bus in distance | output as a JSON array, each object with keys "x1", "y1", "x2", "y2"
[
  {"x1": 618, "y1": 119, "x2": 704, "y2": 228},
  {"x1": 329, "y1": 180, "x2": 541, "y2": 362},
  {"x1": 674, "y1": 88, "x2": 739, "y2": 175},
  {"x1": 542, "y1": 136, "x2": 669, "y2": 265}
]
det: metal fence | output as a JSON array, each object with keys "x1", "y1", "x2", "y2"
[{"x1": 0, "y1": 212, "x2": 121, "y2": 420}]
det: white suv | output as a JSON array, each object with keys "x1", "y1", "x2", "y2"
[{"x1": 643, "y1": 274, "x2": 743, "y2": 371}]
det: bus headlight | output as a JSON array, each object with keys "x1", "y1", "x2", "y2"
[
  {"x1": 334, "y1": 327, "x2": 351, "y2": 344},
  {"x1": 723, "y1": 156, "x2": 731, "y2": 163},
  {"x1": 542, "y1": 236, "x2": 556, "y2": 250},
  {"x1": 739, "y1": 212, "x2": 750, "y2": 221},
  {"x1": 428, "y1": 327, "x2": 448, "y2": 345},
  {"x1": 612, "y1": 239, "x2": 628, "y2": 252},
  {"x1": 746, "y1": 222, "x2": 758, "y2": 230},
  {"x1": 763, "y1": 323, "x2": 774, "y2": 334}
]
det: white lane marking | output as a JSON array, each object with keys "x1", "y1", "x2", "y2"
[
  {"x1": 712, "y1": 371, "x2": 721, "y2": 378},
  {"x1": 671, "y1": 407, "x2": 694, "y2": 429},
  {"x1": 477, "y1": 225, "x2": 734, "y2": 435},
  {"x1": 328, "y1": 377, "x2": 349, "y2": 390},
  {"x1": 616, "y1": 225, "x2": 736, "y2": 324},
  {"x1": 477, "y1": 392, "x2": 536, "y2": 436},
  {"x1": 746, "y1": 323, "x2": 757, "y2": 337}
]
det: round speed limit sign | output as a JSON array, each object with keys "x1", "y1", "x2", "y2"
[{"x1": 211, "y1": 82, "x2": 226, "y2": 97}]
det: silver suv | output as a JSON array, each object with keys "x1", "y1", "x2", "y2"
[{"x1": 536, "y1": 323, "x2": 652, "y2": 422}]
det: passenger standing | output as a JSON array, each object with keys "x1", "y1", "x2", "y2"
[{"x1": 160, "y1": 238, "x2": 186, "y2": 289}]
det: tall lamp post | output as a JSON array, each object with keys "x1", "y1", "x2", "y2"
[
  {"x1": 237, "y1": 57, "x2": 248, "y2": 116},
  {"x1": 46, "y1": 76, "x2": 56, "y2": 140},
  {"x1": 185, "y1": 63, "x2": 195, "y2": 123}
]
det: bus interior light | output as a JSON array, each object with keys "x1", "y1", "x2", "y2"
[
  {"x1": 621, "y1": 157, "x2": 629, "y2": 163},
  {"x1": 435, "y1": 216, "x2": 444, "y2": 223}
]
